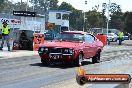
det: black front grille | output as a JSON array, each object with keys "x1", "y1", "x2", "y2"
[{"x1": 50, "y1": 48, "x2": 62, "y2": 53}]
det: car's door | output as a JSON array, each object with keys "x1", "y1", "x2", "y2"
[{"x1": 84, "y1": 34, "x2": 97, "y2": 58}]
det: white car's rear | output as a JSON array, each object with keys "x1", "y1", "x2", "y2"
[{"x1": 107, "y1": 33, "x2": 118, "y2": 42}]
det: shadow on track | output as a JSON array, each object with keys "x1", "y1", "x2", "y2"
[{"x1": 29, "y1": 61, "x2": 93, "y2": 69}]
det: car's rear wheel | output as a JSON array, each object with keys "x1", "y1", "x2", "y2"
[
  {"x1": 74, "y1": 53, "x2": 83, "y2": 66},
  {"x1": 92, "y1": 51, "x2": 100, "y2": 63}
]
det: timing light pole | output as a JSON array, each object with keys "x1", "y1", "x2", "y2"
[
  {"x1": 83, "y1": 1, "x2": 87, "y2": 32},
  {"x1": 102, "y1": 0, "x2": 111, "y2": 36},
  {"x1": 83, "y1": 11, "x2": 85, "y2": 32},
  {"x1": 106, "y1": 0, "x2": 111, "y2": 36}
]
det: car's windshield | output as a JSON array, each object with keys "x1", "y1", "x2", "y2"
[{"x1": 56, "y1": 33, "x2": 84, "y2": 42}]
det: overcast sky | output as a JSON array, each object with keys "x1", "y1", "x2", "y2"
[{"x1": 10, "y1": 0, "x2": 132, "y2": 12}]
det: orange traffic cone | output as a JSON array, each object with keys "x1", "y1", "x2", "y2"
[
  {"x1": 77, "y1": 66, "x2": 86, "y2": 76},
  {"x1": 76, "y1": 66, "x2": 86, "y2": 85}
]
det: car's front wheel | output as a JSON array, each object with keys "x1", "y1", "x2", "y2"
[
  {"x1": 74, "y1": 53, "x2": 83, "y2": 66},
  {"x1": 41, "y1": 58, "x2": 49, "y2": 65},
  {"x1": 92, "y1": 51, "x2": 100, "y2": 63}
]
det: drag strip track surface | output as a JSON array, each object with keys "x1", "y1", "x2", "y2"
[{"x1": 0, "y1": 46, "x2": 132, "y2": 88}]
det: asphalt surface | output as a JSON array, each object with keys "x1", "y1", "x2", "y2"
[{"x1": 0, "y1": 45, "x2": 132, "y2": 88}]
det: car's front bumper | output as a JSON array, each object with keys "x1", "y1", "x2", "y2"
[{"x1": 38, "y1": 52, "x2": 78, "y2": 61}]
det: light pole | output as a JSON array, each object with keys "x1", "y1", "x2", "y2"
[
  {"x1": 106, "y1": 0, "x2": 110, "y2": 36},
  {"x1": 102, "y1": 0, "x2": 111, "y2": 36},
  {"x1": 26, "y1": 0, "x2": 28, "y2": 11},
  {"x1": 45, "y1": 0, "x2": 50, "y2": 30},
  {"x1": 21, "y1": 0, "x2": 22, "y2": 10},
  {"x1": 83, "y1": 11, "x2": 85, "y2": 32},
  {"x1": 83, "y1": 1, "x2": 87, "y2": 32}
]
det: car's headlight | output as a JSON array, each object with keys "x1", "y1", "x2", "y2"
[
  {"x1": 40, "y1": 47, "x2": 44, "y2": 51},
  {"x1": 64, "y1": 49, "x2": 69, "y2": 53},
  {"x1": 45, "y1": 48, "x2": 48, "y2": 51},
  {"x1": 69, "y1": 49, "x2": 73, "y2": 54},
  {"x1": 39, "y1": 47, "x2": 49, "y2": 51},
  {"x1": 63, "y1": 48, "x2": 73, "y2": 54}
]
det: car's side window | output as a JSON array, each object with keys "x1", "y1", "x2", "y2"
[{"x1": 85, "y1": 34, "x2": 95, "y2": 43}]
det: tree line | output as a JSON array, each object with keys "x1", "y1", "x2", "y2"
[{"x1": 0, "y1": 0, "x2": 132, "y2": 34}]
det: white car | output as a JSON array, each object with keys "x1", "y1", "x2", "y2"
[{"x1": 107, "y1": 33, "x2": 118, "y2": 42}]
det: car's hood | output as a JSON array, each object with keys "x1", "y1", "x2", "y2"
[{"x1": 39, "y1": 41, "x2": 83, "y2": 48}]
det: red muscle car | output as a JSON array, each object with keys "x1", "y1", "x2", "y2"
[{"x1": 38, "y1": 31, "x2": 103, "y2": 66}]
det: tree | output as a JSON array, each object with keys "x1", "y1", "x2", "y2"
[
  {"x1": 58, "y1": 2, "x2": 84, "y2": 31},
  {"x1": 0, "y1": 0, "x2": 5, "y2": 12},
  {"x1": 109, "y1": 3, "x2": 122, "y2": 13},
  {"x1": 85, "y1": 10, "x2": 104, "y2": 29},
  {"x1": 109, "y1": 12, "x2": 124, "y2": 30},
  {"x1": 12, "y1": 2, "x2": 29, "y2": 11},
  {"x1": 0, "y1": 0, "x2": 29, "y2": 13},
  {"x1": 0, "y1": 0, "x2": 4, "y2": 3},
  {"x1": 58, "y1": 2, "x2": 74, "y2": 11},
  {"x1": 109, "y1": 3, "x2": 124, "y2": 31},
  {"x1": 0, "y1": 0, "x2": 4, "y2": 10},
  {"x1": 30, "y1": 0, "x2": 47, "y2": 15},
  {"x1": 124, "y1": 12, "x2": 132, "y2": 34},
  {"x1": 49, "y1": 0, "x2": 58, "y2": 10},
  {"x1": 0, "y1": 0, "x2": 12, "y2": 13},
  {"x1": 30, "y1": 0, "x2": 58, "y2": 14},
  {"x1": 0, "y1": 0, "x2": 4, "y2": 7},
  {"x1": 70, "y1": 10, "x2": 84, "y2": 31}
]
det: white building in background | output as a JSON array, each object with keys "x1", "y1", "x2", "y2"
[
  {"x1": 16, "y1": 10, "x2": 71, "y2": 33},
  {"x1": 0, "y1": 10, "x2": 71, "y2": 34},
  {"x1": 0, "y1": 17, "x2": 45, "y2": 39},
  {"x1": 48, "y1": 10, "x2": 71, "y2": 31},
  {"x1": 20, "y1": 17, "x2": 45, "y2": 33}
]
